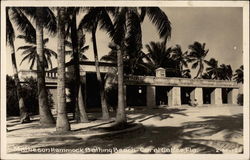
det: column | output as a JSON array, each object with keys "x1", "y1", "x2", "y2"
[
  {"x1": 211, "y1": 88, "x2": 222, "y2": 105},
  {"x1": 228, "y1": 88, "x2": 239, "y2": 105},
  {"x1": 147, "y1": 86, "x2": 156, "y2": 107},
  {"x1": 168, "y1": 87, "x2": 181, "y2": 106},
  {"x1": 190, "y1": 88, "x2": 203, "y2": 106}
]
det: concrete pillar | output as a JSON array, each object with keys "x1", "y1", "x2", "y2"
[
  {"x1": 228, "y1": 88, "x2": 239, "y2": 105},
  {"x1": 211, "y1": 88, "x2": 222, "y2": 105},
  {"x1": 190, "y1": 88, "x2": 203, "y2": 106},
  {"x1": 168, "y1": 87, "x2": 181, "y2": 106},
  {"x1": 147, "y1": 86, "x2": 156, "y2": 107}
]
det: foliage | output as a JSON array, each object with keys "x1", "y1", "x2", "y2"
[
  {"x1": 205, "y1": 58, "x2": 233, "y2": 80},
  {"x1": 237, "y1": 94, "x2": 243, "y2": 106},
  {"x1": 17, "y1": 35, "x2": 57, "y2": 70},
  {"x1": 7, "y1": 75, "x2": 54, "y2": 116},
  {"x1": 188, "y1": 41, "x2": 209, "y2": 78},
  {"x1": 233, "y1": 65, "x2": 243, "y2": 83}
]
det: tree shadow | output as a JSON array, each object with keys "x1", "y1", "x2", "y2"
[
  {"x1": 181, "y1": 113, "x2": 243, "y2": 141},
  {"x1": 128, "y1": 108, "x2": 187, "y2": 122},
  {"x1": 8, "y1": 112, "x2": 243, "y2": 154}
]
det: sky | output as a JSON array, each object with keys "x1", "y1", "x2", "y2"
[{"x1": 6, "y1": 7, "x2": 243, "y2": 77}]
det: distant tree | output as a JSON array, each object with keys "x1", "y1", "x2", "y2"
[
  {"x1": 204, "y1": 58, "x2": 220, "y2": 79},
  {"x1": 65, "y1": 30, "x2": 89, "y2": 61},
  {"x1": 145, "y1": 41, "x2": 179, "y2": 76},
  {"x1": 171, "y1": 44, "x2": 189, "y2": 77},
  {"x1": 202, "y1": 72, "x2": 212, "y2": 79},
  {"x1": 234, "y1": 65, "x2": 243, "y2": 83},
  {"x1": 188, "y1": 41, "x2": 209, "y2": 79},
  {"x1": 218, "y1": 64, "x2": 233, "y2": 80}
]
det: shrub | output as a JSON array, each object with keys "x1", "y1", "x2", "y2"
[
  {"x1": 237, "y1": 94, "x2": 243, "y2": 106},
  {"x1": 6, "y1": 75, "x2": 54, "y2": 116}
]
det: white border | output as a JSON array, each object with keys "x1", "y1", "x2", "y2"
[{"x1": 1, "y1": 1, "x2": 249, "y2": 160}]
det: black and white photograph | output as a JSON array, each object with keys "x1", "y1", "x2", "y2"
[{"x1": 1, "y1": 1, "x2": 249, "y2": 160}]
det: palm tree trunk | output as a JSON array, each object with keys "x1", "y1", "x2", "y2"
[
  {"x1": 56, "y1": 7, "x2": 70, "y2": 132},
  {"x1": 36, "y1": 7, "x2": 55, "y2": 127},
  {"x1": 78, "y1": 84, "x2": 89, "y2": 122},
  {"x1": 116, "y1": 45, "x2": 126, "y2": 124},
  {"x1": 70, "y1": 9, "x2": 81, "y2": 122},
  {"x1": 92, "y1": 29, "x2": 109, "y2": 120},
  {"x1": 10, "y1": 42, "x2": 30, "y2": 123}
]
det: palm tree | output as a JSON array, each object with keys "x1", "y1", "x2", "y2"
[
  {"x1": 79, "y1": 7, "x2": 114, "y2": 120},
  {"x1": 188, "y1": 41, "x2": 209, "y2": 79},
  {"x1": 204, "y1": 58, "x2": 220, "y2": 79},
  {"x1": 111, "y1": 7, "x2": 172, "y2": 124},
  {"x1": 35, "y1": 7, "x2": 56, "y2": 126},
  {"x1": 18, "y1": 35, "x2": 57, "y2": 70},
  {"x1": 6, "y1": 7, "x2": 31, "y2": 123},
  {"x1": 63, "y1": 7, "x2": 88, "y2": 122},
  {"x1": 145, "y1": 41, "x2": 176, "y2": 76},
  {"x1": 171, "y1": 44, "x2": 188, "y2": 77},
  {"x1": 234, "y1": 65, "x2": 243, "y2": 83},
  {"x1": 218, "y1": 64, "x2": 233, "y2": 80},
  {"x1": 65, "y1": 30, "x2": 89, "y2": 61},
  {"x1": 56, "y1": 7, "x2": 70, "y2": 132}
]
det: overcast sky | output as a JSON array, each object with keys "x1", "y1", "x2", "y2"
[{"x1": 6, "y1": 7, "x2": 243, "y2": 76}]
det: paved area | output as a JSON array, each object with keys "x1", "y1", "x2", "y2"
[{"x1": 6, "y1": 105, "x2": 243, "y2": 154}]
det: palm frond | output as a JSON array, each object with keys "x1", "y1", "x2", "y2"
[{"x1": 146, "y1": 7, "x2": 172, "y2": 42}]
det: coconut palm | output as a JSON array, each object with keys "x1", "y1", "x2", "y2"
[
  {"x1": 6, "y1": 7, "x2": 31, "y2": 123},
  {"x1": 188, "y1": 41, "x2": 209, "y2": 79},
  {"x1": 16, "y1": 7, "x2": 56, "y2": 126},
  {"x1": 171, "y1": 44, "x2": 188, "y2": 77},
  {"x1": 65, "y1": 30, "x2": 89, "y2": 61},
  {"x1": 204, "y1": 58, "x2": 220, "y2": 79},
  {"x1": 145, "y1": 41, "x2": 178, "y2": 76},
  {"x1": 61, "y1": 7, "x2": 89, "y2": 122},
  {"x1": 79, "y1": 7, "x2": 114, "y2": 120},
  {"x1": 17, "y1": 35, "x2": 57, "y2": 70},
  {"x1": 56, "y1": 7, "x2": 70, "y2": 132},
  {"x1": 218, "y1": 64, "x2": 233, "y2": 80},
  {"x1": 234, "y1": 65, "x2": 243, "y2": 83},
  {"x1": 111, "y1": 7, "x2": 172, "y2": 124}
]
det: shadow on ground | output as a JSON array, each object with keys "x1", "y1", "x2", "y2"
[
  {"x1": 127, "y1": 108, "x2": 188, "y2": 122},
  {"x1": 12, "y1": 113, "x2": 243, "y2": 154}
]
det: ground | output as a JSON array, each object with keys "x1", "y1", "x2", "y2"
[{"x1": 6, "y1": 105, "x2": 243, "y2": 154}]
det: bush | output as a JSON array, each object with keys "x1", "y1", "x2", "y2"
[
  {"x1": 6, "y1": 75, "x2": 54, "y2": 116},
  {"x1": 237, "y1": 94, "x2": 243, "y2": 106}
]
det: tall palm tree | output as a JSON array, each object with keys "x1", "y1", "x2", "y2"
[
  {"x1": 171, "y1": 44, "x2": 189, "y2": 77},
  {"x1": 79, "y1": 7, "x2": 114, "y2": 120},
  {"x1": 56, "y1": 7, "x2": 70, "y2": 132},
  {"x1": 18, "y1": 35, "x2": 57, "y2": 70},
  {"x1": 63, "y1": 7, "x2": 88, "y2": 122},
  {"x1": 204, "y1": 58, "x2": 220, "y2": 79},
  {"x1": 111, "y1": 7, "x2": 172, "y2": 124},
  {"x1": 234, "y1": 65, "x2": 243, "y2": 83},
  {"x1": 6, "y1": 7, "x2": 31, "y2": 123},
  {"x1": 188, "y1": 41, "x2": 209, "y2": 79},
  {"x1": 35, "y1": 7, "x2": 56, "y2": 126}
]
